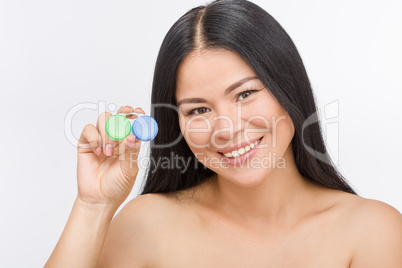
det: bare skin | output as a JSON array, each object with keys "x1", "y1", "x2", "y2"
[
  {"x1": 154, "y1": 185, "x2": 354, "y2": 267},
  {"x1": 98, "y1": 49, "x2": 402, "y2": 267},
  {"x1": 46, "y1": 48, "x2": 402, "y2": 267},
  {"x1": 99, "y1": 173, "x2": 402, "y2": 267}
]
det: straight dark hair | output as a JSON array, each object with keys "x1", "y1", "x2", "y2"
[{"x1": 141, "y1": 0, "x2": 356, "y2": 195}]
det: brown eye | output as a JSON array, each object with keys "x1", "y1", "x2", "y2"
[
  {"x1": 239, "y1": 92, "x2": 251, "y2": 100},
  {"x1": 188, "y1": 107, "x2": 210, "y2": 116},
  {"x1": 237, "y1": 89, "x2": 259, "y2": 101},
  {"x1": 198, "y1": 108, "x2": 208, "y2": 114}
]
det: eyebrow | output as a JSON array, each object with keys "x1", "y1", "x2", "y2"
[{"x1": 176, "y1": 76, "x2": 258, "y2": 107}]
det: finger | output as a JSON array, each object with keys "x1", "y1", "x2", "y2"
[
  {"x1": 116, "y1": 105, "x2": 134, "y2": 114},
  {"x1": 78, "y1": 124, "x2": 103, "y2": 155},
  {"x1": 132, "y1": 106, "x2": 145, "y2": 115},
  {"x1": 119, "y1": 107, "x2": 145, "y2": 178},
  {"x1": 119, "y1": 134, "x2": 142, "y2": 180},
  {"x1": 99, "y1": 106, "x2": 135, "y2": 155},
  {"x1": 110, "y1": 106, "x2": 144, "y2": 154},
  {"x1": 116, "y1": 105, "x2": 143, "y2": 120},
  {"x1": 117, "y1": 134, "x2": 142, "y2": 158},
  {"x1": 114, "y1": 106, "x2": 145, "y2": 157},
  {"x1": 96, "y1": 111, "x2": 115, "y2": 156}
]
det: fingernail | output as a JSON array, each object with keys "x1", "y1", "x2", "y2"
[
  {"x1": 105, "y1": 144, "x2": 113, "y2": 156},
  {"x1": 95, "y1": 147, "x2": 102, "y2": 155},
  {"x1": 123, "y1": 105, "x2": 132, "y2": 109},
  {"x1": 127, "y1": 135, "x2": 136, "y2": 143}
]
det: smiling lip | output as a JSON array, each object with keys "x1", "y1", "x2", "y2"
[
  {"x1": 217, "y1": 136, "x2": 263, "y2": 154},
  {"x1": 218, "y1": 137, "x2": 263, "y2": 166}
]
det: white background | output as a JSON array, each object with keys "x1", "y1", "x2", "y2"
[{"x1": 1, "y1": 0, "x2": 401, "y2": 267}]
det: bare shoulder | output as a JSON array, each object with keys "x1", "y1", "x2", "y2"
[
  {"x1": 350, "y1": 195, "x2": 401, "y2": 222},
  {"x1": 333, "y1": 192, "x2": 402, "y2": 234},
  {"x1": 340, "y1": 194, "x2": 402, "y2": 231},
  {"x1": 98, "y1": 193, "x2": 179, "y2": 268},
  {"x1": 336, "y1": 194, "x2": 402, "y2": 267},
  {"x1": 123, "y1": 192, "x2": 180, "y2": 219}
]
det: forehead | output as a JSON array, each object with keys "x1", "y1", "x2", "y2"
[{"x1": 175, "y1": 49, "x2": 256, "y2": 99}]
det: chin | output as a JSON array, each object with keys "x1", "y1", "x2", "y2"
[{"x1": 219, "y1": 171, "x2": 268, "y2": 189}]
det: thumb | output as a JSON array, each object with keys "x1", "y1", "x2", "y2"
[
  {"x1": 120, "y1": 134, "x2": 142, "y2": 180},
  {"x1": 120, "y1": 107, "x2": 145, "y2": 180}
]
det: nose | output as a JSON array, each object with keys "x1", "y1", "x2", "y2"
[{"x1": 211, "y1": 104, "x2": 244, "y2": 145}]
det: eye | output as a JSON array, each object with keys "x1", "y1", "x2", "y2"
[
  {"x1": 185, "y1": 88, "x2": 262, "y2": 116},
  {"x1": 187, "y1": 107, "x2": 210, "y2": 116},
  {"x1": 237, "y1": 89, "x2": 259, "y2": 101}
]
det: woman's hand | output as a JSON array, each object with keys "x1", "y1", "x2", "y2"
[{"x1": 76, "y1": 105, "x2": 144, "y2": 209}]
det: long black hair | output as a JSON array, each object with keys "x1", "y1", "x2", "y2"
[{"x1": 141, "y1": 0, "x2": 356, "y2": 195}]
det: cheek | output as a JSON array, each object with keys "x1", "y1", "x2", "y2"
[
  {"x1": 179, "y1": 117, "x2": 212, "y2": 149},
  {"x1": 241, "y1": 94, "x2": 278, "y2": 134},
  {"x1": 262, "y1": 111, "x2": 294, "y2": 154},
  {"x1": 246, "y1": 94, "x2": 294, "y2": 148}
]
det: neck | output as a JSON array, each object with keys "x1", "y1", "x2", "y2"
[{"x1": 208, "y1": 145, "x2": 320, "y2": 228}]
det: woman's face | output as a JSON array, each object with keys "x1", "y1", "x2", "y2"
[{"x1": 176, "y1": 49, "x2": 295, "y2": 187}]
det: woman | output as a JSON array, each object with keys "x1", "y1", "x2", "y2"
[{"x1": 45, "y1": 0, "x2": 402, "y2": 267}]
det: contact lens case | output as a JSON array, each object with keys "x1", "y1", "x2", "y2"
[{"x1": 105, "y1": 113, "x2": 158, "y2": 141}]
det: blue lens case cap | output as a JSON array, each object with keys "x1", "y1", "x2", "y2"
[{"x1": 131, "y1": 115, "x2": 158, "y2": 141}]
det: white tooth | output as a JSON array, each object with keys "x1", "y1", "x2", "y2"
[{"x1": 224, "y1": 142, "x2": 258, "y2": 158}]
